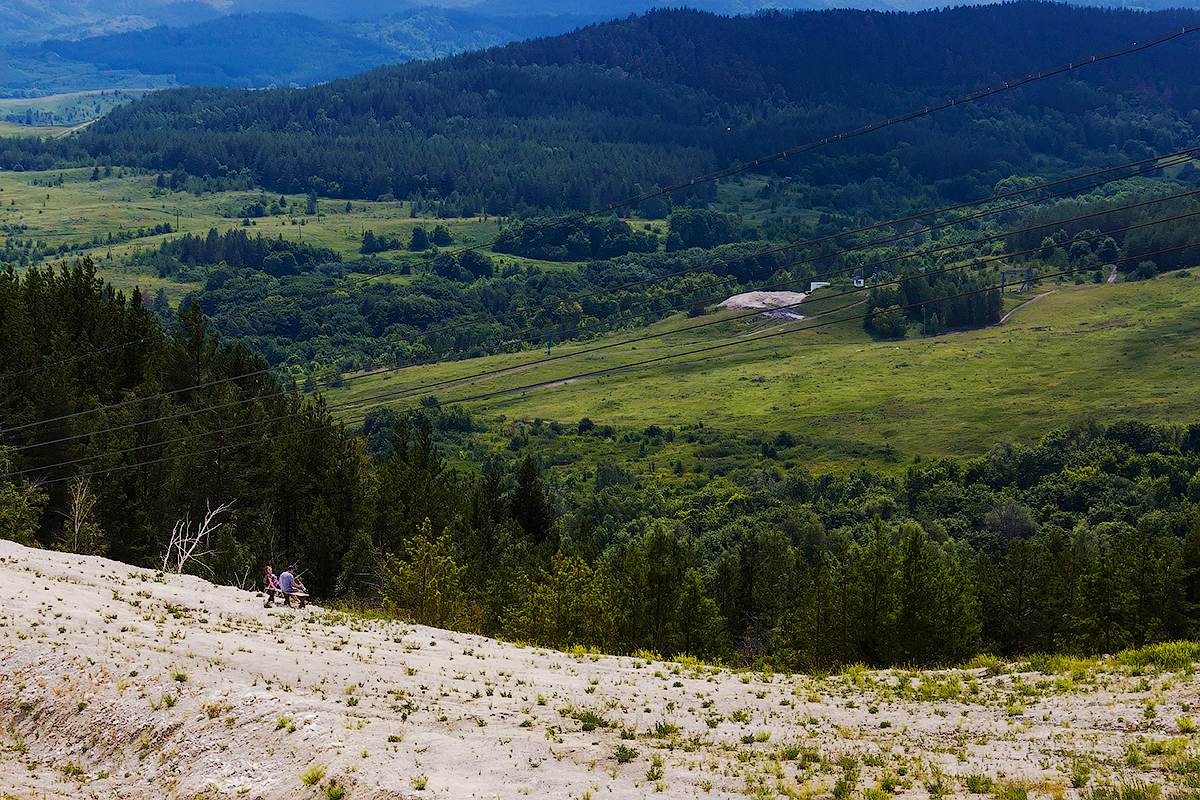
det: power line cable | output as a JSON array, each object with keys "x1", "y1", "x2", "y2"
[
  {"x1": 11, "y1": 180, "x2": 1200, "y2": 456},
  {"x1": 6, "y1": 23, "x2": 1197, "y2": 384},
  {"x1": 310, "y1": 187, "x2": 1200, "y2": 409},
  {"x1": 11, "y1": 239, "x2": 1195, "y2": 488},
  {"x1": 332, "y1": 240, "x2": 1200, "y2": 415},
  {"x1": 10, "y1": 215, "x2": 1198, "y2": 479},
  {"x1": 324, "y1": 210, "x2": 1200, "y2": 415},
  {"x1": 5, "y1": 146, "x2": 1193, "y2": 443}
]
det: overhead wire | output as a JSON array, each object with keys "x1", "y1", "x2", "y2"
[
  {"x1": 307, "y1": 147, "x2": 1198, "y2": 382},
  {"x1": 4, "y1": 144, "x2": 1195, "y2": 443},
  {"x1": 319, "y1": 205, "x2": 1200, "y2": 414},
  {"x1": 11, "y1": 236, "x2": 1198, "y2": 489},
  {"x1": 4, "y1": 20, "x2": 1198, "y2": 385},
  {"x1": 9, "y1": 208, "x2": 1200, "y2": 482},
  {"x1": 9, "y1": 176, "x2": 1200, "y2": 457}
]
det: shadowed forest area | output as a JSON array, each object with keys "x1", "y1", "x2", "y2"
[{"x1": 5, "y1": 4, "x2": 1200, "y2": 670}]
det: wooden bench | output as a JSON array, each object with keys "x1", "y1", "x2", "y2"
[{"x1": 265, "y1": 587, "x2": 309, "y2": 607}]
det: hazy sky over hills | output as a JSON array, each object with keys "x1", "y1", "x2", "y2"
[{"x1": 3, "y1": 0, "x2": 1197, "y2": 47}]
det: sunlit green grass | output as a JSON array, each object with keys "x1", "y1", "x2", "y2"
[
  {"x1": 324, "y1": 274, "x2": 1200, "y2": 464},
  {"x1": 0, "y1": 121, "x2": 72, "y2": 137},
  {"x1": 9, "y1": 166, "x2": 1200, "y2": 466},
  {"x1": 0, "y1": 167, "x2": 568, "y2": 300}
]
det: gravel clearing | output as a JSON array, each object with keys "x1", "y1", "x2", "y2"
[{"x1": 719, "y1": 291, "x2": 808, "y2": 320}]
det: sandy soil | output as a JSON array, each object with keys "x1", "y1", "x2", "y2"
[
  {"x1": 1, "y1": 539, "x2": 1195, "y2": 799},
  {"x1": 719, "y1": 291, "x2": 808, "y2": 320}
]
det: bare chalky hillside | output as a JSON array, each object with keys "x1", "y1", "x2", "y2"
[{"x1": 1, "y1": 539, "x2": 1197, "y2": 799}]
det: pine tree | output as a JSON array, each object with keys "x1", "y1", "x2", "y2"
[
  {"x1": 384, "y1": 518, "x2": 466, "y2": 627},
  {"x1": 510, "y1": 454, "x2": 553, "y2": 545},
  {"x1": 336, "y1": 527, "x2": 381, "y2": 599},
  {"x1": 855, "y1": 517, "x2": 899, "y2": 665},
  {"x1": 673, "y1": 568, "x2": 727, "y2": 660}
]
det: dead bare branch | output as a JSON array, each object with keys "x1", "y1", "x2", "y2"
[{"x1": 162, "y1": 500, "x2": 234, "y2": 574}]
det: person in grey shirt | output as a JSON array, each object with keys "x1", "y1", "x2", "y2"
[{"x1": 278, "y1": 565, "x2": 308, "y2": 607}]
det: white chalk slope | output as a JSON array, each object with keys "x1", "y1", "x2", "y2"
[{"x1": 0, "y1": 538, "x2": 1190, "y2": 799}]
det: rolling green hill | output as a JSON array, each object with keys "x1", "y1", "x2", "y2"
[
  {"x1": 6, "y1": 4, "x2": 1200, "y2": 213},
  {"x1": 320, "y1": 274, "x2": 1200, "y2": 464}
]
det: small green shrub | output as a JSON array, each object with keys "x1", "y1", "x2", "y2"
[
  {"x1": 653, "y1": 720, "x2": 680, "y2": 738},
  {"x1": 1114, "y1": 642, "x2": 1200, "y2": 672},
  {"x1": 573, "y1": 710, "x2": 610, "y2": 731},
  {"x1": 965, "y1": 774, "x2": 994, "y2": 793},
  {"x1": 300, "y1": 764, "x2": 326, "y2": 785},
  {"x1": 926, "y1": 768, "x2": 950, "y2": 799},
  {"x1": 994, "y1": 781, "x2": 1028, "y2": 800},
  {"x1": 1070, "y1": 759, "x2": 1091, "y2": 788}
]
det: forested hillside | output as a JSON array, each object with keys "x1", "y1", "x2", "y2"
[
  {"x1": 4, "y1": 4, "x2": 1200, "y2": 216},
  {"x1": 0, "y1": 262, "x2": 357, "y2": 569},
  {"x1": 3, "y1": 262, "x2": 1200, "y2": 669},
  {"x1": 5, "y1": 3, "x2": 1200, "y2": 671}
]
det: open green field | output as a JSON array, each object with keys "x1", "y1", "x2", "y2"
[
  {"x1": 0, "y1": 121, "x2": 72, "y2": 138},
  {"x1": 0, "y1": 166, "x2": 673, "y2": 306},
  {"x1": 7, "y1": 164, "x2": 1196, "y2": 465},
  {"x1": 322, "y1": 274, "x2": 1200, "y2": 463},
  {"x1": 0, "y1": 89, "x2": 154, "y2": 127},
  {"x1": 0, "y1": 167, "x2": 538, "y2": 301}
]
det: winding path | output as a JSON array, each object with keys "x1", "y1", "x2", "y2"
[{"x1": 998, "y1": 290, "x2": 1056, "y2": 325}]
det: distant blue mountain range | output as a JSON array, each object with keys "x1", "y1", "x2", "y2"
[{"x1": 3, "y1": 0, "x2": 1200, "y2": 95}]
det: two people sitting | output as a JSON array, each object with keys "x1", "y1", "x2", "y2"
[{"x1": 264, "y1": 564, "x2": 309, "y2": 608}]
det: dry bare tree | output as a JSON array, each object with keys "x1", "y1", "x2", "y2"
[
  {"x1": 54, "y1": 476, "x2": 102, "y2": 555},
  {"x1": 162, "y1": 500, "x2": 234, "y2": 574}
]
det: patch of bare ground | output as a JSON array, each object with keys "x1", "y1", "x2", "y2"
[{"x1": 2, "y1": 539, "x2": 1198, "y2": 799}]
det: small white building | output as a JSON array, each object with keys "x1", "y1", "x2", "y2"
[
  {"x1": 853, "y1": 275, "x2": 866, "y2": 288},
  {"x1": 809, "y1": 281, "x2": 831, "y2": 291}
]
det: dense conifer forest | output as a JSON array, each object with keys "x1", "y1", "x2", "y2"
[
  {"x1": 4, "y1": 4, "x2": 1200, "y2": 214},
  {"x1": 3, "y1": 262, "x2": 1200, "y2": 668},
  {"x1": 5, "y1": 3, "x2": 1200, "y2": 670}
]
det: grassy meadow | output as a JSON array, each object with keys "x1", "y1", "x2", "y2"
[
  {"x1": 324, "y1": 272, "x2": 1200, "y2": 464},
  {"x1": 0, "y1": 89, "x2": 154, "y2": 127},
  {"x1": 5, "y1": 165, "x2": 1199, "y2": 466},
  {"x1": 0, "y1": 121, "x2": 72, "y2": 138},
  {"x1": 0, "y1": 166, "x2": 528, "y2": 301}
]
